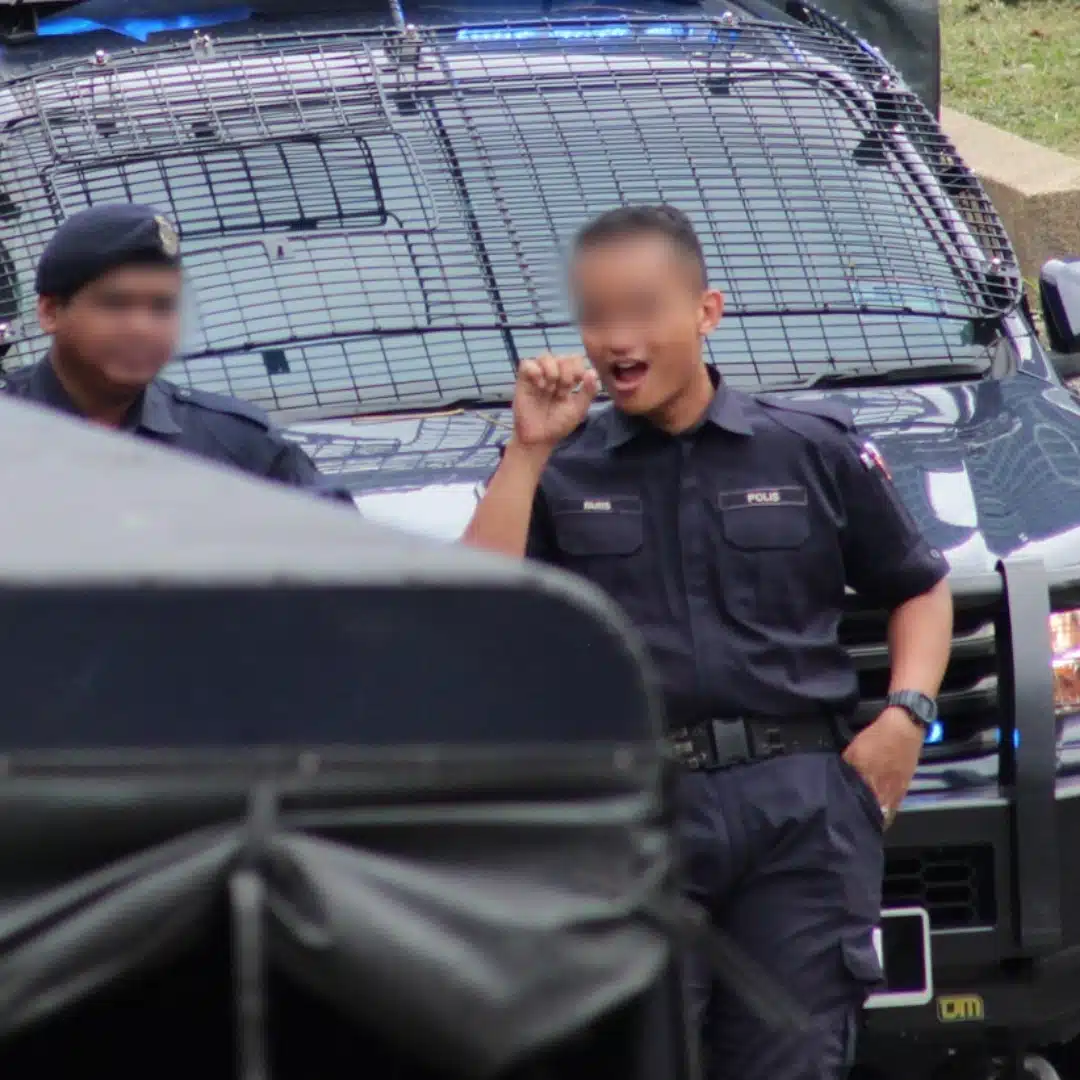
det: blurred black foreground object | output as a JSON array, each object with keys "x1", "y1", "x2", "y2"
[{"x1": 0, "y1": 396, "x2": 806, "y2": 1080}]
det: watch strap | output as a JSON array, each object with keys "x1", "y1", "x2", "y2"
[{"x1": 884, "y1": 689, "x2": 937, "y2": 729}]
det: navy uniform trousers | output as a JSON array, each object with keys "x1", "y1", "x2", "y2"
[{"x1": 678, "y1": 751, "x2": 884, "y2": 1080}]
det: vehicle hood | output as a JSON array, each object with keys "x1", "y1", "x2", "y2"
[{"x1": 285, "y1": 373, "x2": 1080, "y2": 576}]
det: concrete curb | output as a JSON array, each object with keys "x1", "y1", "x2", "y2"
[{"x1": 940, "y1": 106, "x2": 1080, "y2": 282}]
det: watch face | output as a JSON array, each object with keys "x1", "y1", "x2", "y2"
[{"x1": 890, "y1": 691, "x2": 936, "y2": 725}]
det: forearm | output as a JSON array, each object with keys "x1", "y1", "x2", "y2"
[
  {"x1": 462, "y1": 438, "x2": 550, "y2": 556},
  {"x1": 886, "y1": 577, "x2": 953, "y2": 697}
]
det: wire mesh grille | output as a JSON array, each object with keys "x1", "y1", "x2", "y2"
[{"x1": 0, "y1": 12, "x2": 1021, "y2": 418}]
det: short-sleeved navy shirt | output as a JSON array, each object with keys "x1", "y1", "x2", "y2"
[
  {"x1": 0, "y1": 358, "x2": 352, "y2": 502},
  {"x1": 522, "y1": 381, "x2": 948, "y2": 723}
]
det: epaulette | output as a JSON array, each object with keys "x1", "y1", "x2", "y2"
[
  {"x1": 752, "y1": 393, "x2": 855, "y2": 434},
  {"x1": 167, "y1": 383, "x2": 271, "y2": 431}
]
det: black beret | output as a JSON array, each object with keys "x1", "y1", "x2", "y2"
[{"x1": 35, "y1": 203, "x2": 181, "y2": 298}]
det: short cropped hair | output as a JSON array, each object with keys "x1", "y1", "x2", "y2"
[{"x1": 572, "y1": 204, "x2": 708, "y2": 287}]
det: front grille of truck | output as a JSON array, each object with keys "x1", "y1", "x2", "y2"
[
  {"x1": 843, "y1": 602, "x2": 1002, "y2": 931},
  {"x1": 842, "y1": 601, "x2": 1000, "y2": 758},
  {"x1": 883, "y1": 844, "x2": 997, "y2": 930}
]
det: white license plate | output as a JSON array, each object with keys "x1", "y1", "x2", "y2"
[{"x1": 863, "y1": 906, "x2": 933, "y2": 1009}]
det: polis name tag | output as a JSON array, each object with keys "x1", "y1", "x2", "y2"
[
  {"x1": 718, "y1": 486, "x2": 808, "y2": 511},
  {"x1": 554, "y1": 495, "x2": 642, "y2": 515}
]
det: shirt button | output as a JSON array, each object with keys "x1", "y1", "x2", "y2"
[{"x1": 176, "y1": 387, "x2": 191, "y2": 398}]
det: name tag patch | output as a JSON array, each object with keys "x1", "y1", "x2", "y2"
[
  {"x1": 718, "y1": 486, "x2": 808, "y2": 510},
  {"x1": 555, "y1": 495, "x2": 642, "y2": 514}
]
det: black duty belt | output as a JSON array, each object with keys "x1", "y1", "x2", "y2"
[{"x1": 666, "y1": 716, "x2": 844, "y2": 771}]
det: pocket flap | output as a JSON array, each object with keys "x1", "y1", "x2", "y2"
[{"x1": 718, "y1": 487, "x2": 810, "y2": 550}]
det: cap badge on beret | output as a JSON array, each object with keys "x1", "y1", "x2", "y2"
[{"x1": 155, "y1": 215, "x2": 180, "y2": 257}]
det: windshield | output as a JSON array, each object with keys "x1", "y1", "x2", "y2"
[{"x1": 0, "y1": 9, "x2": 1019, "y2": 418}]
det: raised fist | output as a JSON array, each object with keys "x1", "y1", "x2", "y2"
[{"x1": 512, "y1": 354, "x2": 599, "y2": 449}]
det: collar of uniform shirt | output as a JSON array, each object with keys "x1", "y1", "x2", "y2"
[
  {"x1": 36, "y1": 355, "x2": 182, "y2": 437},
  {"x1": 602, "y1": 378, "x2": 753, "y2": 450},
  {"x1": 136, "y1": 380, "x2": 183, "y2": 436},
  {"x1": 33, "y1": 356, "x2": 81, "y2": 420}
]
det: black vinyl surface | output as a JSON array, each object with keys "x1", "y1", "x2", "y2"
[{"x1": 0, "y1": 583, "x2": 657, "y2": 750}]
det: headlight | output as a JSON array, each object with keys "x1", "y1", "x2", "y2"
[{"x1": 1050, "y1": 610, "x2": 1080, "y2": 715}]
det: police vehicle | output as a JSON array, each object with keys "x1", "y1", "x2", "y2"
[{"x1": 0, "y1": 0, "x2": 1078, "y2": 1077}]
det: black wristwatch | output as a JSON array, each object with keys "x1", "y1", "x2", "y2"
[{"x1": 884, "y1": 690, "x2": 937, "y2": 731}]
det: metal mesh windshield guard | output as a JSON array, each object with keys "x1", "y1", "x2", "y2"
[{"x1": 0, "y1": 11, "x2": 1021, "y2": 419}]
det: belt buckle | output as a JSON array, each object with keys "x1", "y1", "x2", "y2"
[
  {"x1": 746, "y1": 721, "x2": 786, "y2": 759},
  {"x1": 709, "y1": 718, "x2": 751, "y2": 768},
  {"x1": 744, "y1": 717, "x2": 840, "y2": 758}
]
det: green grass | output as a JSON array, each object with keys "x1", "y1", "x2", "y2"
[{"x1": 941, "y1": 0, "x2": 1080, "y2": 155}]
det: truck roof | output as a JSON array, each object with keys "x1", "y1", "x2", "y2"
[{"x1": 0, "y1": 2, "x2": 1019, "y2": 422}]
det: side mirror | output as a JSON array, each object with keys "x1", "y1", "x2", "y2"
[{"x1": 1040, "y1": 257, "x2": 1080, "y2": 358}]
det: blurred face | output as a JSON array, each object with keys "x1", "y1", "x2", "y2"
[
  {"x1": 38, "y1": 264, "x2": 182, "y2": 397},
  {"x1": 572, "y1": 232, "x2": 723, "y2": 416}
]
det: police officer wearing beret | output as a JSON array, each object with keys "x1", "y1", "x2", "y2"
[
  {"x1": 464, "y1": 206, "x2": 953, "y2": 1080},
  {"x1": 1, "y1": 203, "x2": 349, "y2": 501}
]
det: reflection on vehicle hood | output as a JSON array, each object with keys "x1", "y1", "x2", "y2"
[
  {"x1": 287, "y1": 407, "x2": 509, "y2": 541},
  {"x1": 285, "y1": 375, "x2": 1080, "y2": 574}
]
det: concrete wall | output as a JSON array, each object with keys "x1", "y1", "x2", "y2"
[{"x1": 941, "y1": 107, "x2": 1080, "y2": 284}]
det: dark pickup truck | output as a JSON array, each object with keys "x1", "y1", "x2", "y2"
[{"x1": 1, "y1": 0, "x2": 1080, "y2": 1076}]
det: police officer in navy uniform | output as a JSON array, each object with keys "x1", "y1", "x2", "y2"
[
  {"x1": 463, "y1": 206, "x2": 953, "y2": 1080},
  {"x1": 1, "y1": 203, "x2": 350, "y2": 501}
]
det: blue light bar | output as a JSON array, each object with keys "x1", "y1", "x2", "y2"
[
  {"x1": 38, "y1": 7, "x2": 251, "y2": 42},
  {"x1": 456, "y1": 21, "x2": 696, "y2": 44},
  {"x1": 37, "y1": 15, "x2": 99, "y2": 36},
  {"x1": 455, "y1": 27, "x2": 539, "y2": 41},
  {"x1": 553, "y1": 24, "x2": 631, "y2": 39}
]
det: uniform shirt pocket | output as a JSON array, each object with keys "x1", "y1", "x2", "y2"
[
  {"x1": 718, "y1": 486, "x2": 810, "y2": 550},
  {"x1": 552, "y1": 496, "x2": 644, "y2": 556}
]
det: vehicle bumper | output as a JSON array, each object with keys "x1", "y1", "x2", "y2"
[
  {"x1": 862, "y1": 555, "x2": 1080, "y2": 1053},
  {"x1": 865, "y1": 780, "x2": 1080, "y2": 1049}
]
